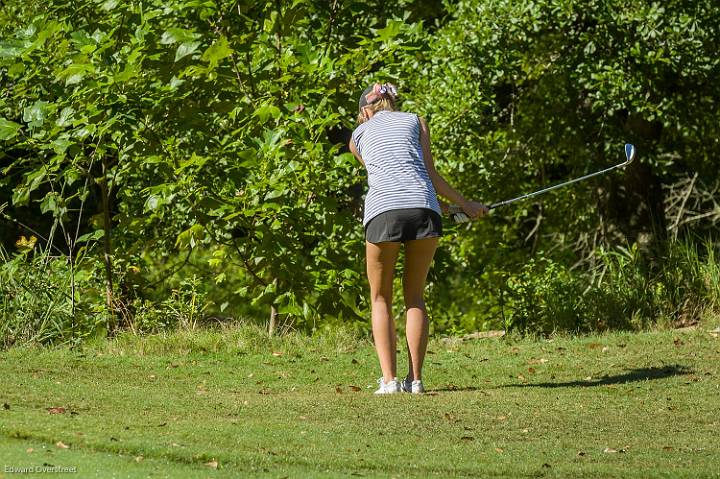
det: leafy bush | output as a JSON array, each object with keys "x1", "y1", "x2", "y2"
[
  {"x1": 0, "y1": 245, "x2": 105, "y2": 347},
  {"x1": 1, "y1": 0, "x2": 719, "y2": 342},
  {"x1": 499, "y1": 240, "x2": 720, "y2": 334}
]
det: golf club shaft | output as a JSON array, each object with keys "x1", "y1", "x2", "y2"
[
  {"x1": 488, "y1": 161, "x2": 629, "y2": 209},
  {"x1": 448, "y1": 144, "x2": 635, "y2": 220}
]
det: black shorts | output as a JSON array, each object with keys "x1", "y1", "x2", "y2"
[{"x1": 365, "y1": 208, "x2": 443, "y2": 243}]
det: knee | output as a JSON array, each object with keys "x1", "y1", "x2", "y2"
[
  {"x1": 403, "y1": 291, "x2": 425, "y2": 310},
  {"x1": 370, "y1": 290, "x2": 392, "y2": 305}
]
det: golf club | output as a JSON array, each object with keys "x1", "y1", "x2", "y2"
[{"x1": 449, "y1": 143, "x2": 636, "y2": 223}]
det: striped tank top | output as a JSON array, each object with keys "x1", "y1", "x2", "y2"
[{"x1": 351, "y1": 111, "x2": 441, "y2": 226}]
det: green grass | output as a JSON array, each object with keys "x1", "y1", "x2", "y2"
[{"x1": 1, "y1": 323, "x2": 719, "y2": 478}]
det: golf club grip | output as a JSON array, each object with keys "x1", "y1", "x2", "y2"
[{"x1": 446, "y1": 205, "x2": 472, "y2": 223}]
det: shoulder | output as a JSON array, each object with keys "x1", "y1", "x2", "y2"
[
  {"x1": 377, "y1": 111, "x2": 423, "y2": 132},
  {"x1": 386, "y1": 111, "x2": 418, "y2": 122},
  {"x1": 351, "y1": 122, "x2": 368, "y2": 141},
  {"x1": 393, "y1": 111, "x2": 425, "y2": 131}
]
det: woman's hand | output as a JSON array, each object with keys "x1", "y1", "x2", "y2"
[{"x1": 460, "y1": 200, "x2": 489, "y2": 219}]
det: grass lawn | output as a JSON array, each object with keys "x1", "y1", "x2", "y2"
[{"x1": 1, "y1": 324, "x2": 719, "y2": 478}]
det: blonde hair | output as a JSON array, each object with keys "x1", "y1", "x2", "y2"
[{"x1": 357, "y1": 94, "x2": 398, "y2": 124}]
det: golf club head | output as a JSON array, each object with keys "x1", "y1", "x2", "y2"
[{"x1": 624, "y1": 143, "x2": 636, "y2": 165}]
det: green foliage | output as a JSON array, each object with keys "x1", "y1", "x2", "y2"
[
  {"x1": 0, "y1": 245, "x2": 106, "y2": 347},
  {"x1": 499, "y1": 240, "x2": 720, "y2": 334},
  {"x1": 405, "y1": 0, "x2": 720, "y2": 332},
  {"x1": 1, "y1": 0, "x2": 719, "y2": 341},
  {"x1": 0, "y1": 0, "x2": 428, "y2": 334}
]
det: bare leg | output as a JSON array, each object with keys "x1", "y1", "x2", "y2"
[
  {"x1": 366, "y1": 241, "x2": 402, "y2": 383},
  {"x1": 403, "y1": 237, "x2": 438, "y2": 381}
]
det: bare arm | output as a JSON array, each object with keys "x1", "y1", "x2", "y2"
[
  {"x1": 349, "y1": 139, "x2": 365, "y2": 167},
  {"x1": 419, "y1": 117, "x2": 488, "y2": 218}
]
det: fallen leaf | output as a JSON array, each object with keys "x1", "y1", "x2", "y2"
[
  {"x1": 673, "y1": 337, "x2": 683, "y2": 346},
  {"x1": 542, "y1": 463, "x2": 551, "y2": 468},
  {"x1": 601, "y1": 346, "x2": 610, "y2": 353},
  {"x1": 351, "y1": 358, "x2": 359, "y2": 364},
  {"x1": 517, "y1": 374, "x2": 526, "y2": 381},
  {"x1": 527, "y1": 367, "x2": 536, "y2": 374},
  {"x1": 577, "y1": 451, "x2": 586, "y2": 457},
  {"x1": 205, "y1": 460, "x2": 219, "y2": 469},
  {"x1": 2, "y1": 402, "x2": 9, "y2": 410},
  {"x1": 320, "y1": 356, "x2": 329, "y2": 362},
  {"x1": 603, "y1": 447, "x2": 627, "y2": 453},
  {"x1": 56, "y1": 441, "x2": 70, "y2": 449},
  {"x1": 335, "y1": 387, "x2": 343, "y2": 394},
  {"x1": 461, "y1": 436, "x2": 475, "y2": 441},
  {"x1": 461, "y1": 330, "x2": 506, "y2": 340},
  {"x1": 528, "y1": 358, "x2": 549, "y2": 365},
  {"x1": 587, "y1": 343, "x2": 602, "y2": 349},
  {"x1": 662, "y1": 446, "x2": 674, "y2": 451},
  {"x1": 135, "y1": 456, "x2": 144, "y2": 462},
  {"x1": 272, "y1": 351, "x2": 283, "y2": 357},
  {"x1": 26, "y1": 448, "x2": 33, "y2": 453},
  {"x1": 495, "y1": 447, "x2": 504, "y2": 453},
  {"x1": 47, "y1": 407, "x2": 66, "y2": 414},
  {"x1": 584, "y1": 376, "x2": 593, "y2": 381},
  {"x1": 349, "y1": 386, "x2": 361, "y2": 392}
]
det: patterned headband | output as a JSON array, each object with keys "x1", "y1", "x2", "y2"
[{"x1": 360, "y1": 83, "x2": 398, "y2": 108}]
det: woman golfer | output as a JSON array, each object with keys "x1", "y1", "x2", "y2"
[{"x1": 349, "y1": 83, "x2": 488, "y2": 394}]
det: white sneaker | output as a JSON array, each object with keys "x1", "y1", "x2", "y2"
[
  {"x1": 374, "y1": 377, "x2": 401, "y2": 395},
  {"x1": 401, "y1": 377, "x2": 425, "y2": 394}
]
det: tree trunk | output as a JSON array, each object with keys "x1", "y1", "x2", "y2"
[{"x1": 269, "y1": 305, "x2": 277, "y2": 336}]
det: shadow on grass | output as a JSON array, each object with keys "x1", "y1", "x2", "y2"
[
  {"x1": 503, "y1": 364, "x2": 693, "y2": 389},
  {"x1": 431, "y1": 385, "x2": 482, "y2": 392}
]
